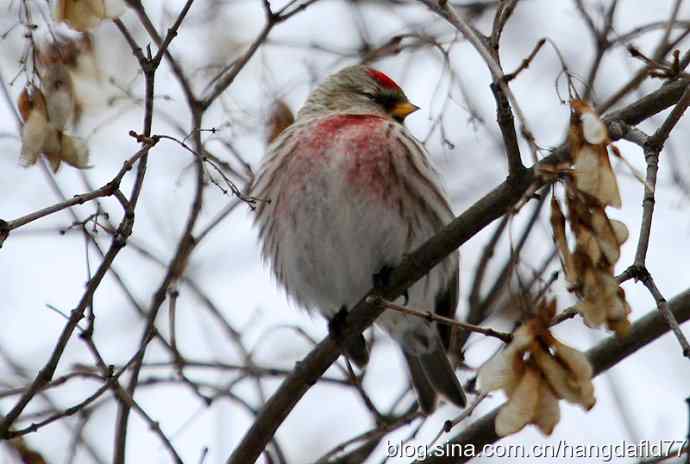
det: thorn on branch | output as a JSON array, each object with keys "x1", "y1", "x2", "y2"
[
  {"x1": 618, "y1": 264, "x2": 650, "y2": 283},
  {"x1": 128, "y1": 130, "x2": 160, "y2": 146},
  {"x1": 628, "y1": 45, "x2": 687, "y2": 80}
]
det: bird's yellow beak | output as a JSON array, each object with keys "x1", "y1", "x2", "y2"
[{"x1": 391, "y1": 101, "x2": 420, "y2": 121}]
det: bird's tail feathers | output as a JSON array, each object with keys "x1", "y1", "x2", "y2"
[
  {"x1": 404, "y1": 338, "x2": 466, "y2": 412},
  {"x1": 418, "y1": 344, "x2": 467, "y2": 409},
  {"x1": 404, "y1": 352, "x2": 437, "y2": 413},
  {"x1": 343, "y1": 333, "x2": 369, "y2": 368}
]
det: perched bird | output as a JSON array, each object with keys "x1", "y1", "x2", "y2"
[{"x1": 251, "y1": 65, "x2": 466, "y2": 412}]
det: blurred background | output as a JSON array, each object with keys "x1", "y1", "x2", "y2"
[{"x1": 1, "y1": 0, "x2": 690, "y2": 462}]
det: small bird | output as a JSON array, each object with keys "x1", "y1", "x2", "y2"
[{"x1": 251, "y1": 65, "x2": 466, "y2": 412}]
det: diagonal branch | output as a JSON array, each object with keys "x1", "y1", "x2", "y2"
[
  {"x1": 122, "y1": 0, "x2": 197, "y2": 107},
  {"x1": 420, "y1": 0, "x2": 536, "y2": 169},
  {"x1": 0, "y1": 141, "x2": 156, "y2": 437},
  {"x1": 636, "y1": 83, "x2": 690, "y2": 266},
  {"x1": 0, "y1": 145, "x2": 150, "y2": 245},
  {"x1": 224, "y1": 76, "x2": 690, "y2": 464},
  {"x1": 201, "y1": 1, "x2": 321, "y2": 110}
]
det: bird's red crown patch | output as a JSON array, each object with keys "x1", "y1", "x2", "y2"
[{"x1": 366, "y1": 68, "x2": 400, "y2": 90}]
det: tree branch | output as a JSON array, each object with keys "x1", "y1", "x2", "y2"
[
  {"x1": 224, "y1": 75, "x2": 690, "y2": 464},
  {"x1": 415, "y1": 287, "x2": 690, "y2": 463}
]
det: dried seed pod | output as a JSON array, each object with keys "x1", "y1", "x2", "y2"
[
  {"x1": 56, "y1": 0, "x2": 124, "y2": 31},
  {"x1": 56, "y1": 0, "x2": 106, "y2": 32},
  {"x1": 42, "y1": 63, "x2": 76, "y2": 130},
  {"x1": 569, "y1": 100, "x2": 622, "y2": 208},
  {"x1": 266, "y1": 100, "x2": 295, "y2": 145},
  {"x1": 18, "y1": 88, "x2": 50, "y2": 167},
  {"x1": 478, "y1": 301, "x2": 595, "y2": 437},
  {"x1": 60, "y1": 134, "x2": 90, "y2": 169}
]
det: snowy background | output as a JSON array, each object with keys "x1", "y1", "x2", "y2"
[{"x1": 1, "y1": 0, "x2": 690, "y2": 462}]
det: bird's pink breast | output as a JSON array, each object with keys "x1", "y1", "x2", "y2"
[{"x1": 290, "y1": 114, "x2": 395, "y2": 201}]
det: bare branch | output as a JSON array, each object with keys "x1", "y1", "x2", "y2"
[
  {"x1": 224, "y1": 75, "x2": 690, "y2": 464},
  {"x1": 415, "y1": 287, "x2": 690, "y2": 464},
  {"x1": 368, "y1": 297, "x2": 513, "y2": 343}
]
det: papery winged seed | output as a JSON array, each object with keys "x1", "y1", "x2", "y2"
[
  {"x1": 574, "y1": 145, "x2": 622, "y2": 208},
  {"x1": 103, "y1": 0, "x2": 126, "y2": 18},
  {"x1": 596, "y1": 148, "x2": 622, "y2": 208},
  {"x1": 607, "y1": 293, "x2": 628, "y2": 321},
  {"x1": 43, "y1": 128, "x2": 62, "y2": 157},
  {"x1": 573, "y1": 145, "x2": 598, "y2": 189},
  {"x1": 575, "y1": 302, "x2": 599, "y2": 328},
  {"x1": 550, "y1": 198, "x2": 577, "y2": 283},
  {"x1": 534, "y1": 381, "x2": 560, "y2": 435},
  {"x1": 495, "y1": 367, "x2": 540, "y2": 437},
  {"x1": 266, "y1": 100, "x2": 295, "y2": 145},
  {"x1": 552, "y1": 339, "x2": 593, "y2": 382},
  {"x1": 591, "y1": 208, "x2": 621, "y2": 264},
  {"x1": 581, "y1": 112, "x2": 607, "y2": 145},
  {"x1": 60, "y1": 134, "x2": 90, "y2": 169},
  {"x1": 579, "y1": 270, "x2": 617, "y2": 327},
  {"x1": 610, "y1": 316, "x2": 631, "y2": 336},
  {"x1": 41, "y1": 34, "x2": 101, "y2": 81},
  {"x1": 479, "y1": 324, "x2": 534, "y2": 394},
  {"x1": 511, "y1": 324, "x2": 538, "y2": 352},
  {"x1": 57, "y1": 0, "x2": 106, "y2": 32},
  {"x1": 478, "y1": 351, "x2": 513, "y2": 393},
  {"x1": 571, "y1": 99, "x2": 607, "y2": 146},
  {"x1": 617, "y1": 287, "x2": 632, "y2": 313},
  {"x1": 576, "y1": 227, "x2": 601, "y2": 266},
  {"x1": 17, "y1": 88, "x2": 48, "y2": 122},
  {"x1": 580, "y1": 266, "x2": 599, "y2": 300},
  {"x1": 531, "y1": 344, "x2": 585, "y2": 405},
  {"x1": 599, "y1": 271, "x2": 621, "y2": 299},
  {"x1": 571, "y1": 100, "x2": 593, "y2": 117},
  {"x1": 17, "y1": 88, "x2": 33, "y2": 122},
  {"x1": 44, "y1": 151, "x2": 62, "y2": 173},
  {"x1": 20, "y1": 111, "x2": 50, "y2": 167},
  {"x1": 578, "y1": 378, "x2": 596, "y2": 410},
  {"x1": 541, "y1": 299, "x2": 557, "y2": 323},
  {"x1": 610, "y1": 219, "x2": 629, "y2": 245},
  {"x1": 43, "y1": 64, "x2": 76, "y2": 130},
  {"x1": 579, "y1": 268, "x2": 630, "y2": 335}
]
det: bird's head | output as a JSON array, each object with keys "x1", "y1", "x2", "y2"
[{"x1": 298, "y1": 65, "x2": 419, "y2": 123}]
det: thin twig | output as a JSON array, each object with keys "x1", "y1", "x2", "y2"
[
  {"x1": 427, "y1": 392, "x2": 488, "y2": 447},
  {"x1": 314, "y1": 407, "x2": 422, "y2": 463},
  {"x1": 0, "y1": 137, "x2": 155, "y2": 437},
  {"x1": 367, "y1": 297, "x2": 513, "y2": 343},
  {"x1": 468, "y1": 216, "x2": 509, "y2": 310},
  {"x1": 420, "y1": 0, "x2": 538, "y2": 166},
  {"x1": 628, "y1": 83, "x2": 690, "y2": 356},
  {"x1": 201, "y1": 1, "x2": 321, "y2": 109},
  {"x1": 1, "y1": 146, "x2": 151, "y2": 240}
]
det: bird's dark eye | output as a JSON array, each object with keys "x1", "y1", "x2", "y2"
[{"x1": 369, "y1": 92, "x2": 398, "y2": 111}]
